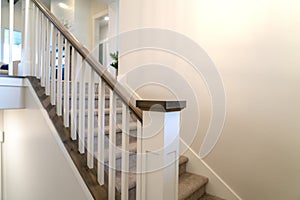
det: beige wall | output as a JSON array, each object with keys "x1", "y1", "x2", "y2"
[
  {"x1": 90, "y1": 0, "x2": 107, "y2": 16},
  {"x1": 119, "y1": 0, "x2": 300, "y2": 199}
]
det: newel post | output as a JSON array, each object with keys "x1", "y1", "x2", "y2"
[{"x1": 136, "y1": 100, "x2": 186, "y2": 200}]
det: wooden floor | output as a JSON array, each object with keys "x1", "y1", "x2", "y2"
[{"x1": 28, "y1": 76, "x2": 109, "y2": 200}]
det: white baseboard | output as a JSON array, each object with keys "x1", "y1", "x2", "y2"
[{"x1": 180, "y1": 139, "x2": 242, "y2": 200}]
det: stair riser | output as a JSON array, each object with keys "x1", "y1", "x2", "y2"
[
  {"x1": 105, "y1": 153, "x2": 136, "y2": 172},
  {"x1": 179, "y1": 161, "x2": 187, "y2": 177},
  {"x1": 185, "y1": 186, "x2": 206, "y2": 200}
]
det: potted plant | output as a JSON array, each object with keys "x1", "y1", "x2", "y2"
[{"x1": 110, "y1": 51, "x2": 118, "y2": 76}]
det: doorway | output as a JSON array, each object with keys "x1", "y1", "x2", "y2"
[{"x1": 93, "y1": 10, "x2": 109, "y2": 67}]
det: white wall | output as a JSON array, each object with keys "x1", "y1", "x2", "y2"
[
  {"x1": 0, "y1": 110, "x2": 3, "y2": 131},
  {"x1": 0, "y1": 77, "x2": 25, "y2": 109},
  {"x1": 2, "y1": 81, "x2": 92, "y2": 200},
  {"x1": 51, "y1": 0, "x2": 74, "y2": 29},
  {"x1": 119, "y1": 0, "x2": 300, "y2": 199},
  {"x1": 73, "y1": 0, "x2": 91, "y2": 49}
]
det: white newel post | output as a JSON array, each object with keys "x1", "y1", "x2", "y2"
[{"x1": 136, "y1": 100, "x2": 186, "y2": 200}]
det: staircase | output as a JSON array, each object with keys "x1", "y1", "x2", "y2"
[
  {"x1": 23, "y1": 1, "x2": 226, "y2": 199},
  {"x1": 28, "y1": 77, "x2": 224, "y2": 200}
]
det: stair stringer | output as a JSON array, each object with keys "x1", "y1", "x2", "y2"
[
  {"x1": 180, "y1": 139, "x2": 242, "y2": 200},
  {"x1": 25, "y1": 78, "x2": 94, "y2": 200}
]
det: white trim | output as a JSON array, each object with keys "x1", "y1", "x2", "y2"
[
  {"x1": 92, "y1": 10, "x2": 109, "y2": 21},
  {"x1": 180, "y1": 138, "x2": 242, "y2": 200},
  {"x1": 0, "y1": 77, "x2": 25, "y2": 87},
  {"x1": 91, "y1": 9, "x2": 108, "y2": 50},
  {"x1": 26, "y1": 79, "x2": 94, "y2": 200}
]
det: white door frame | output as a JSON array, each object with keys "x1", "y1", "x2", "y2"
[{"x1": 91, "y1": 9, "x2": 108, "y2": 53}]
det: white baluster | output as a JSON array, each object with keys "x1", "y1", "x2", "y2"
[
  {"x1": 64, "y1": 40, "x2": 70, "y2": 127},
  {"x1": 31, "y1": 4, "x2": 37, "y2": 76},
  {"x1": 78, "y1": 58, "x2": 86, "y2": 154},
  {"x1": 87, "y1": 67, "x2": 95, "y2": 168},
  {"x1": 41, "y1": 15, "x2": 46, "y2": 87},
  {"x1": 56, "y1": 33, "x2": 63, "y2": 116},
  {"x1": 23, "y1": 0, "x2": 32, "y2": 76},
  {"x1": 121, "y1": 104, "x2": 130, "y2": 200},
  {"x1": 45, "y1": 19, "x2": 51, "y2": 96},
  {"x1": 71, "y1": 49, "x2": 78, "y2": 140},
  {"x1": 109, "y1": 90, "x2": 117, "y2": 200},
  {"x1": 97, "y1": 80, "x2": 105, "y2": 185},
  {"x1": 136, "y1": 120, "x2": 144, "y2": 200},
  {"x1": 36, "y1": 8, "x2": 41, "y2": 78},
  {"x1": 50, "y1": 26, "x2": 56, "y2": 105},
  {"x1": 8, "y1": 0, "x2": 14, "y2": 75}
]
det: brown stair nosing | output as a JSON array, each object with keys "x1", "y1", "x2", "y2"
[{"x1": 178, "y1": 172, "x2": 208, "y2": 200}]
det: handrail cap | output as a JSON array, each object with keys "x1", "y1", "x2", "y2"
[{"x1": 136, "y1": 100, "x2": 186, "y2": 112}]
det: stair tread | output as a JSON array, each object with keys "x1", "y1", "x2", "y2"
[
  {"x1": 113, "y1": 156, "x2": 199, "y2": 194},
  {"x1": 84, "y1": 122, "x2": 137, "y2": 135},
  {"x1": 102, "y1": 142, "x2": 137, "y2": 162},
  {"x1": 104, "y1": 122, "x2": 137, "y2": 134},
  {"x1": 198, "y1": 193, "x2": 225, "y2": 200},
  {"x1": 115, "y1": 170, "x2": 136, "y2": 192},
  {"x1": 77, "y1": 107, "x2": 123, "y2": 115},
  {"x1": 178, "y1": 172, "x2": 208, "y2": 200}
]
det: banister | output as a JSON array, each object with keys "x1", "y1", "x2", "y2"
[{"x1": 31, "y1": 0, "x2": 143, "y2": 122}]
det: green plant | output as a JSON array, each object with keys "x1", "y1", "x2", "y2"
[{"x1": 110, "y1": 51, "x2": 118, "y2": 71}]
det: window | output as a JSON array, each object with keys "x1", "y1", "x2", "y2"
[{"x1": 3, "y1": 28, "x2": 22, "y2": 63}]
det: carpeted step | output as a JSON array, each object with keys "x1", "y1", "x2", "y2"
[
  {"x1": 84, "y1": 122, "x2": 137, "y2": 136},
  {"x1": 178, "y1": 172, "x2": 208, "y2": 200},
  {"x1": 104, "y1": 122, "x2": 137, "y2": 134},
  {"x1": 112, "y1": 156, "x2": 197, "y2": 200},
  {"x1": 102, "y1": 142, "x2": 137, "y2": 163},
  {"x1": 78, "y1": 107, "x2": 123, "y2": 116},
  {"x1": 179, "y1": 156, "x2": 189, "y2": 177},
  {"x1": 198, "y1": 193, "x2": 225, "y2": 200}
]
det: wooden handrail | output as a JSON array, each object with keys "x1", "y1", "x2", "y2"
[{"x1": 31, "y1": 0, "x2": 143, "y2": 122}]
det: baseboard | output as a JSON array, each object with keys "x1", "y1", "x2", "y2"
[{"x1": 180, "y1": 138, "x2": 242, "y2": 200}]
